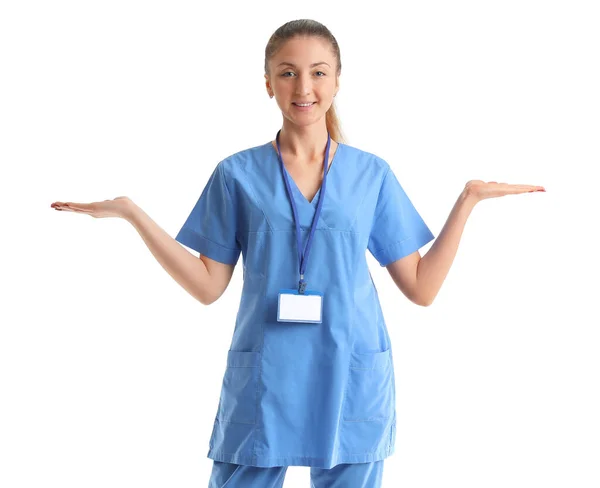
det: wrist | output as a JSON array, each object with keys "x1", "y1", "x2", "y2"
[
  {"x1": 460, "y1": 185, "x2": 480, "y2": 208},
  {"x1": 122, "y1": 198, "x2": 143, "y2": 224}
]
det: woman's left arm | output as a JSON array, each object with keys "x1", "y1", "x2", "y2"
[{"x1": 386, "y1": 180, "x2": 545, "y2": 306}]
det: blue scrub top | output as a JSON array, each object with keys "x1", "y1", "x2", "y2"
[{"x1": 175, "y1": 140, "x2": 435, "y2": 468}]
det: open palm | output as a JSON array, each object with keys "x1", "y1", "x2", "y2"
[
  {"x1": 50, "y1": 196, "x2": 134, "y2": 219},
  {"x1": 465, "y1": 180, "x2": 545, "y2": 201}
]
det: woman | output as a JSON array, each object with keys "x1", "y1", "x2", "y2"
[{"x1": 51, "y1": 18, "x2": 544, "y2": 488}]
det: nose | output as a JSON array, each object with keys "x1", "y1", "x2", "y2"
[{"x1": 294, "y1": 72, "x2": 312, "y2": 97}]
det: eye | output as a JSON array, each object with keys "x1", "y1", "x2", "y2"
[{"x1": 280, "y1": 71, "x2": 327, "y2": 77}]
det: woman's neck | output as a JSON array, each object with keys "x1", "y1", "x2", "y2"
[{"x1": 277, "y1": 122, "x2": 331, "y2": 161}]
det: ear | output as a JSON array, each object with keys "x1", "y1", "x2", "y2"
[{"x1": 264, "y1": 74, "x2": 272, "y2": 97}]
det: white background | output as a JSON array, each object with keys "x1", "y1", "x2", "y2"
[{"x1": 2, "y1": 0, "x2": 599, "y2": 486}]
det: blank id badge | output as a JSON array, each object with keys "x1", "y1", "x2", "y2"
[{"x1": 277, "y1": 289, "x2": 323, "y2": 324}]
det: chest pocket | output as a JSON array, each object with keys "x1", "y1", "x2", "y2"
[
  {"x1": 343, "y1": 349, "x2": 394, "y2": 422},
  {"x1": 217, "y1": 350, "x2": 261, "y2": 424}
]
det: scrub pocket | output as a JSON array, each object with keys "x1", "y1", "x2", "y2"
[
  {"x1": 343, "y1": 349, "x2": 393, "y2": 422},
  {"x1": 217, "y1": 350, "x2": 261, "y2": 424}
]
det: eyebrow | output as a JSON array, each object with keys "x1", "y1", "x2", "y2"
[{"x1": 276, "y1": 61, "x2": 331, "y2": 68}]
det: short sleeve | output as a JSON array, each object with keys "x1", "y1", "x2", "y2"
[
  {"x1": 367, "y1": 167, "x2": 435, "y2": 267},
  {"x1": 175, "y1": 162, "x2": 241, "y2": 265}
]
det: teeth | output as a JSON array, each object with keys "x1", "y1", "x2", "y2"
[{"x1": 295, "y1": 102, "x2": 313, "y2": 107}]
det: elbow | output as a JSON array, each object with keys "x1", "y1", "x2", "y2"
[
  {"x1": 197, "y1": 296, "x2": 213, "y2": 306},
  {"x1": 196, "y1": 287, "x2": 223, "y2": 306},
  {"x1": 194, "y1": 289, "x2": 215, "y2": 306},
  {"x1": 197, "y1": 293, "x2": 218, "y2": 306},
  {"x1": 413, "y1": 294, "x2": 434, "y2": 307}
]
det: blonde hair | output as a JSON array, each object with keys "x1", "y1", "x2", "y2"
[{"x1": 264, "y1": 19, "x2": 346, "y2": 144}]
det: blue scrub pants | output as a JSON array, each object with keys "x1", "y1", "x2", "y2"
[{"x1": 208, "y1": 460, "x2": 384, "y2": 487}]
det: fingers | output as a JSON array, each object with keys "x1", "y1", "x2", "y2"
[
  {"x1": 494, "y1": 183, "x2": 545, "y2": 193},
  {"x1": 513, "y1": 185, "x2": 545, "y2": 193},
  {"x1": 471, "y1": 181, "x2": 545, "y2": 193},
  {"x1": 506, "y1": 184, "x2": 544, "y2": 190},
  {"x1": 51, "y1": 202, "x2": 70, "y2": 211},
  {"x1": 51, "y1": 201, "x2": 94, "y2": 213}
]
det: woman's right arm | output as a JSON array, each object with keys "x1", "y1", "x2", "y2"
[{"x1": 125, "y1": 201, "x2": 235, "y2": 306}]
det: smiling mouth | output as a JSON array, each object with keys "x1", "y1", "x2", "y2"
[{"x1": 293, "y1": 102, "x2": 316, "y2": 106}]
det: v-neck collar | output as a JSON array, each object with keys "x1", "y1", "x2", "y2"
[{"x1": 269, "y1": 140, "x2": 342, "y2": 206}]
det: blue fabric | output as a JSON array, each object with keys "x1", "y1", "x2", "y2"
[
  {"x1": 176, "y1": 162, "x2": 242, "y2": 265},
  {"x1": 208, "y1": 460, "x2": 384, "y2": 488},
  {"x1": 276, "y1": 129, "x2": 331, "y2": 288},
  {"x1": 176, "y1": 141, "x2": 435, "y2": 468}
]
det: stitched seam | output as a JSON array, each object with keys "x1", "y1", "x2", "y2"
[
  {"x1": 246, "y1": 229, "x2": 362, "y2": 235},
  {"x1": 252, "y1": 255, "x2": 268, "y2": 458},
  {"x1": 219, "y1": 162, "x2": 244, "y2": 248},
  {"x1": 216, "y1": 418, "x2": 256, "y2": 425},
  {"x1": 339, "y1": 245, "x2": 359, "y2": 425},
  {"x1": 348, "y1": 156, "x2": 376, "y2": 230},
  {"x1": 209, "y1": 446, "x2": 393, "y2": 459},
  {"x1": 308, "y1": 142, "x2": 344, "y2": 229},
  {"x1": 343, "y1": 416, "x2": 392, "y2": 422},
  {"x1": 181, "y1": 227, "x2": 241, "y2": 252},
  {"x1": 240, "y1": 149, "x2": 274, "y2": 232},
  {"x1": 371, "y1": 235, "x2": 412, "y2": 256},
  {"x1": 369, "y1": 166, "x2": 391, "y2": 233}
]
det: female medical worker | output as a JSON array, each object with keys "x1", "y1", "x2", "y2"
[{"x1": 51, "y1": 18, "x2": 545, "y2": 488}]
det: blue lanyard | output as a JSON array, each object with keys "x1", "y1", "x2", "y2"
[{"x1": 275, "y1": 129, "x2": 331, "y2": 294}]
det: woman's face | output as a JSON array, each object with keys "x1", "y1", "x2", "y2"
[{"x1": 265, "y1": 36, "x2": 339, "y2": 129}]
